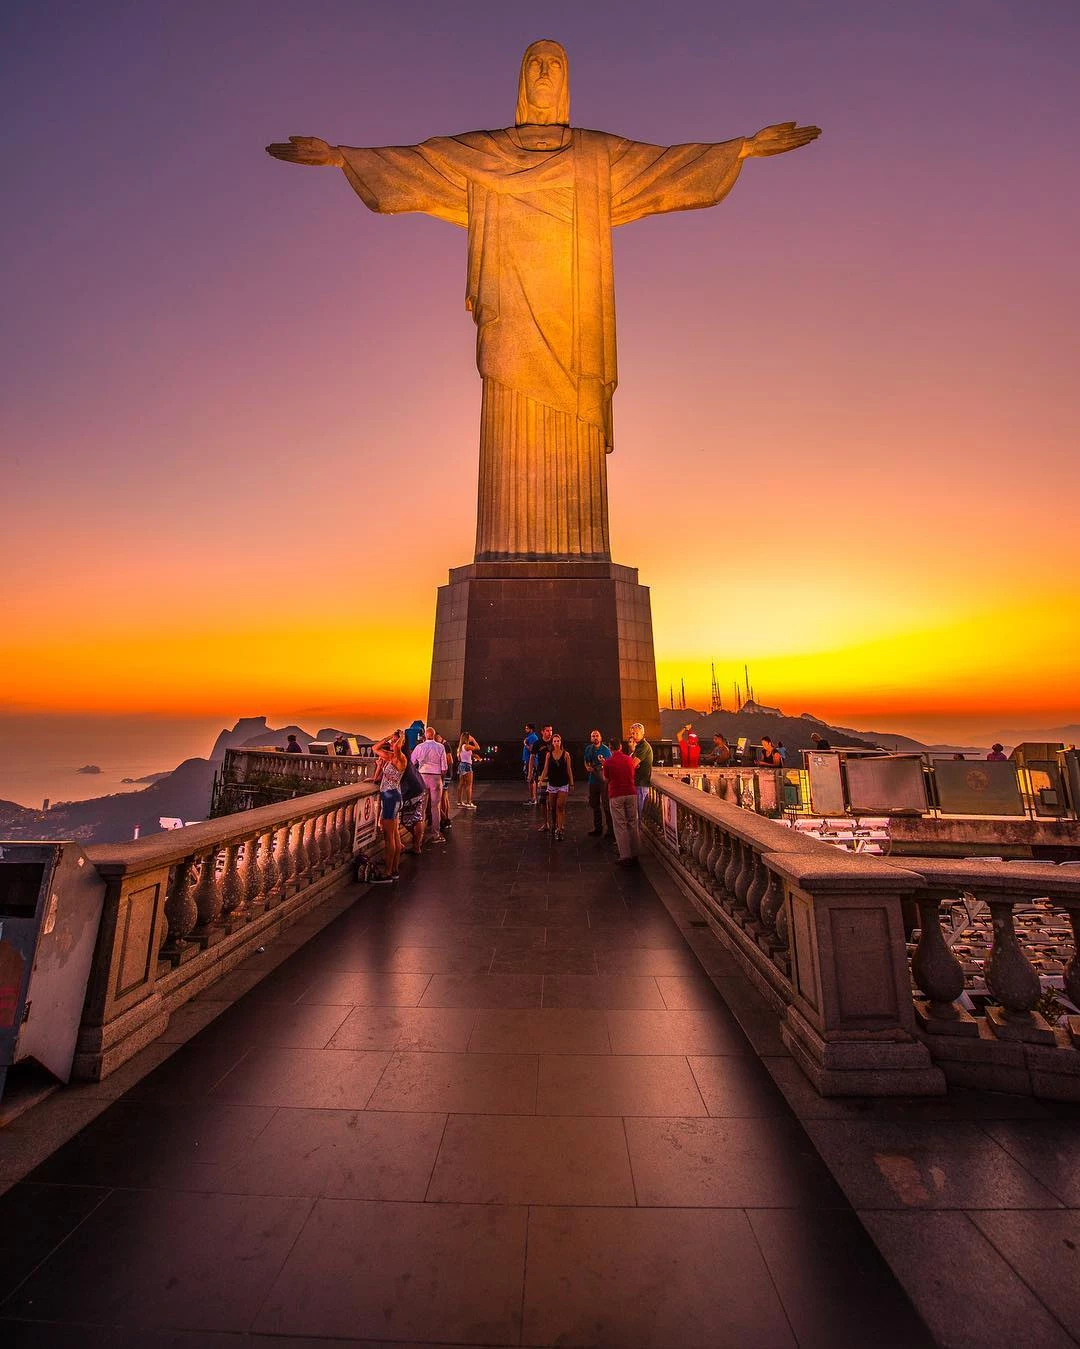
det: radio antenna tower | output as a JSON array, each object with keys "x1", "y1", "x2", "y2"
[
  {"x1": 710, "y1": 663, "x2": 722, "y2": 713},
  {"x1": 679, "y1": 678, "x2": 687, "y2": 710}
]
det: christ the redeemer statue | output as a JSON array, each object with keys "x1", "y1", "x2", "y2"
[{"x1": 268, "y1": 40, "x2": 819, "y2": 561}]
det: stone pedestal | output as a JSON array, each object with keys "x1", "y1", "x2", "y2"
[{"x1": 427, "y1": 560, "x2": 660, "y2": 748}]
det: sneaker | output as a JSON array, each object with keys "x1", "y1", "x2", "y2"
[
  {"x1": 555, "y1": 829, "x2": 564, "y2": 841},
  {"x1": 368, "y1": 875, "x2": 394, "y2": 885},
  {"x1": 537, "y1": 823, "x2": 549, "y2": 832},
  {"x1": 427, "y1": 834, "x2": 447, "y2": 846}
]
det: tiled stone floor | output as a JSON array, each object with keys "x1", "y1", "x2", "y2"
[{"x1": 1, "y1": 793, "x2": 938, "y2": 1346}]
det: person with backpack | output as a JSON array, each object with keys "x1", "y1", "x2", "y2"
[{"x1": 372, "y1": 730, "x2": 407, "y2": 880}]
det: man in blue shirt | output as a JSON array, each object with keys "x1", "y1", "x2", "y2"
[
  {"x1": 522, "y1": 723, "x2": 540, "y2": 803},
  {"x1": 583, "y1": 729, "x2": 613, "y2": 837}
]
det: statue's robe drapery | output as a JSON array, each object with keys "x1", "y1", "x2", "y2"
[{"x1": 340, "y1": 129, "x2": 743, "y2": 560}]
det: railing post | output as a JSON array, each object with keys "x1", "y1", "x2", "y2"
[
  {"x1": 911, "y1": 892, "x2": 977, "y2": 1036},
  {"x1": 984, "y1": 897, "x2": 1055, "y2": 1044}
]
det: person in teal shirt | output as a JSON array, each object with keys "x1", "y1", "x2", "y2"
[{"x1": 583, "y1": 729, "x2": 613, "y2": 837}]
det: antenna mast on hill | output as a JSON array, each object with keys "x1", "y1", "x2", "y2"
[
  {"x1": 679, "y1": 678, "x2": 687, "y2": 710},
  {"x1": 735, "y1": 682, "x2": 742, "y2": 711},
  {"x1": 710, "y1": 663, "x2": 722, "y2": 713},
  {"x1": 669, "y1": 685, "x2": 674, "y2": 710}
]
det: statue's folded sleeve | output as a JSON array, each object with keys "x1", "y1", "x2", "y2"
[{"x1": 609, "y1": 137, "x2": 744, "y2": 226}]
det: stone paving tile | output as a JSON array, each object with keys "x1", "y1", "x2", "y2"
[
  {"x1": 490, "y1": 947, "x2": 599, "y2": 975},
  {"x1": 383, "y1": 945, "x2": 497, "y2": 974},
  {"x1": 655, "y1": 973, "x2": 735, "y2": 1008},
  {"x1": 804, "y1": 1119, "x2": 1065, "y2": 1209},
  {"x1": 3, "y1": 1188, "x2": 314, "y2": 1333},
  {"x1": 468, "y1": 1008, "x2": 612, "y2": 1055},
  {"x1": 426, "y1": 1114, "x2": 636, "y2": 1205},
  {"x1": 522, "y1": 1206, "x2": 796, "y2": 1348},
  {"x1": 186, "y1": 1108, "x2": 448, "y2": 1201},
  {"x1": 537, "y1": 1053, "x2": 707, "y2": 1116},
  {"x1": 367, "y1": 1050, "x2": 538, "y2": 1114},
  {"x1": 419, "y1": 972, "x2": 544, "y2": 1008},
  {"x1": 541, "y1": 973, "x2": 665, "y2": 1009},
  {"x1": 604, "y1": 1007, "x2": 749, "y2": 1055},
  {"x1": 253, "y1": 1198, "x2": 527, "y2": 1343},
  {"x1": 861, "y1": 1209, "x2": 1079, "y2": 1349},
  {"x1": 210, "y1": 1047, "x2": 391, "y2": 1109},
  {"x1": 625, "y1": 1115, "x2": 849, "y2": 1208},
  {"x1": 688, "y1": 1054, "x2": 799, "y2": 1118},
  {"x1": 29, "y1": 1099, "x2": 276, "y2": 1189},
  {"x1": 970, "y1": 1209, "x2": 1080, "y2": 1342},
  {"x1": 747, "y1": 1208, "x2": 936, "y2": 1348},
  {"x1": 198, "y1": 999, "x2": 354, "y2": 1047},
  {"x1": 0, "y1": 1181, "x2": 110, "y2": 1302},
  {"x1": 328, "y1": 1006, "x2": 478, "y2": 1052},
  {"x1": 297, "y1": 970, "x2": 435, "y2": 1006},
  {"x1": 981, "y1": 1121, "x2": 1080, "y2": 1206}
]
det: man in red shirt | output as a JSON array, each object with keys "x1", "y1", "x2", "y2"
[{"x1": 603, "y1": 739, "x2": 640, "y2": 865}]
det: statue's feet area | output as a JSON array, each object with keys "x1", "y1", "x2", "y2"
[{"x1": 0, "y1": 787, "x2": 934, "y2": 1346}]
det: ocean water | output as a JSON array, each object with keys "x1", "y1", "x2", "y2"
[{"x1": 0, "y1": 715, "x2": 227, "y2": 810}]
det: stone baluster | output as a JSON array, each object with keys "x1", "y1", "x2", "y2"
[
  {"x1": 712, "y1": 827, "x2": 730, "y2": 892},
  {"x1": 704, "y1": 821, "x2": 721, "y2": 885},
  {"x1": 732, "y1": 840, "x2": 755, "y2": 920},
  {"x1": 219, "y1": 840, "x2": 248, "y2": 928},
  {"x1": 162, "y1": 857, "x2": 199, "y2": 959},
  {"x1": 722, "y1": 834, "x2": 741, "y2": 899},
  {"x1": 190, "y1": 848, "x2": 224, "y2": 946},
  {"x1": 910, "y1": 892, "x2": 975, "y2": 1035},
  {"x1": 758, "y1": 864, "x2": 787, "y2": 960},
  {"x1": 695, "y1": 814, "x2": 711, "y2": 873},
  {"x1": 745, "y1": 850, "x2": 769, "y2": 925},
  {"x1": 299, "y1": 815, "x2": 318, "y2": 882},
  {"x1": 984, "y1": 896, "x2": 1054, "y2": 1043},
  {"x1": 1060, "y1": 899, "x2": 1080, "y2": 1047},
  {"x1": 314, "y1": 812, "x2": 331, "y2": 874}
]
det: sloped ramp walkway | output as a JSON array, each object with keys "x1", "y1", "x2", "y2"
[{"x1": 0, "y1": 793, "x2": 932, "y2": 1347}]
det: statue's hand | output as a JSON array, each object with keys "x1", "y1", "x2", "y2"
[
  {"x1": 742, "y1": 123, "x2": 821, "y2": 158},
  {"x1": 265, "y1": 135, "x2": 344, "y2": 168}
]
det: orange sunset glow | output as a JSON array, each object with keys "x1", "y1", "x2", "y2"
[{"x1": 4, "y1": 2, "x2": 1078, "y2": 753}]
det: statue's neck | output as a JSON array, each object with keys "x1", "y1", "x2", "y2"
[{"x1": 512, "y1": 124, "x2": 571, "y2": 151}]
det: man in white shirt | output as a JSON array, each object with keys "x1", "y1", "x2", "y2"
[{"x1": 411, "y1": 727, "x2": 449, "y2": 846}]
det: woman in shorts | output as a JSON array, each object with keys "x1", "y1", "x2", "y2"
[
  {"x1": 373, "y1": 730, "x2": 407, "y2": 879},
  {"x1": 537, "y1": 732, "x2": 574, "y2": 841},
  {"x1": 456, "y1": 732, "x2": 480, "y2": 809}
]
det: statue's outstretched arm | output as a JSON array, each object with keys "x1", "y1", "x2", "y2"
[
  {"x1": 740, "y1": 123, "x2": 821, "y2": 159},
  {"x1": 265, "y1": 136, "x2": 345, "y2": 168}
]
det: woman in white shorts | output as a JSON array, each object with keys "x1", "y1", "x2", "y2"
[
  {"x1": 537, "y1": 732, "x2": 574, "y2": 841},
  {"x1": 457, "y1": 732, "x2": 480, "y2": 809}
]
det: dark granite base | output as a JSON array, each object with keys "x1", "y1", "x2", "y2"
[{"x1": 427, "y1": 560, "x2": 660, "y2": 753}]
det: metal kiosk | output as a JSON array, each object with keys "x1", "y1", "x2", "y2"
[{"x1": 0, "y1": 842, "x2": 106, "y2": 1100}]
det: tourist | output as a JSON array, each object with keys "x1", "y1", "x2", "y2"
[
  {"x1": 404, "y1": 719, "x2": 426, "y2": 753},
  {"x1": 583, "y1": 728, "x2": 613, "y2": 837},
  {"x1": 457, "y1": 732, "x2": 480, "y2": 809},
  {"x1": 759, "y1": 736, "x2": 783, "y2": 767},
  {"x1": 604, "y1": 738, "x2": 640, "y2": 864},
  {"x1": 628, "y1": 721, "x2": 653, "y2": 818},
  {"x1": 777, "y1": 740, "x2": 788, "y2": 764},
  {"x1": 410, "y1": 727, "x2": 448, "y2": 845},
  {"x1": 284, "y1": 734, "x2": 303, "y2": 754},
  {"x1": 810, "y1": 732, "x2": 832, "y2": 752},
  {"x1": 537, "y1": 731, "x2": 574, "y2": 840},
  {"x1": 373, "y1": 730, "x2": 406, "y2": 879},
  {"x1": 436, "y1": 733, "x2": 454, "y2": 832},
  {"x1": 522, "y1": 723, "x2": 539, "y2": 803},
  {"x1": 706, "y1": 733, "x2": 732, "y2": 766},
  {"x1": 530, "y1": 724, "x2": 555, "y2": 823},
  {"x1": 987, "y1": 743, "x2": 1008, "y2": 761},
  {"x1": 677, "y1": 723, "x2": 701, "y2": 767}
]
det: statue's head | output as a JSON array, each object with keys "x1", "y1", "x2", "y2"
[{"x1": 516, "y1": 39, "x2": 569, "y2": 126}]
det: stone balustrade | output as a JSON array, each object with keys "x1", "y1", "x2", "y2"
[
  {"x1": 75, "y1": 782, "x2": 381, "y2": 1080},
  {"x1": 644, "y1": 775, "x2": 942, "y2": 1096},
  {"x1": 211, "y1": 747, "x2": 377, "y2": 815},
  {"x1": 904, "y1": 857, "x2": 1080, "y2": 1099},
  {"x1": 655, "y1": 764, "x2": 783, "y2": 815},
  {"x1": 645, "y1": 775, "x2": 1080, "y2": 1101}
]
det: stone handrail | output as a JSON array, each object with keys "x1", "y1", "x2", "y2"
[
  {"x1": 644, "y1": 775, "x2": 942, "y2": 1096},
  {"x1": 75, "y1": 781, "x2": 381, "y2": 1080}
]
